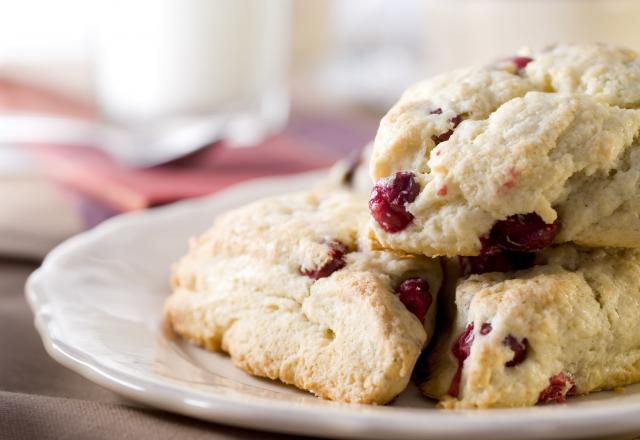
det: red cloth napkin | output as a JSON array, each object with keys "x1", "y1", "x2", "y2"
[{"x1": 26, "y1": 118, "x2": 366, "y2": 212}]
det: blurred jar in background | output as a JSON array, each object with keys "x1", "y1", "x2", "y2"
[
  {"x1": 95, "y1": 0, "x2": 291, "y2": 146},
  {"x1": 293, "y1": 0, "x2": 428, "y2": 114},
  {"x1": 423, "y1": 0, "x2": 640, "y2": 75}
]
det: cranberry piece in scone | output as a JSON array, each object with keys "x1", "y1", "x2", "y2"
[
  {"x1": 395, "y1": 277, "x2": 432, "y2": 322},
  {"x1": 503, "y1": 334, "x2": 528, "y2": 367},
  {"x1": 369, "y1": 171, "x2": 420, "y2": 233},
  {"x1": 342, "y1": 154, "x2": 361, "y2": 187},
  {"x1": 487, "y1": 213, "x2": 559, "y2": 253},
  {"x1": 480, "y1": 322, "x2": 492, "y2": 335},
  {"x1": 431, "y1": 113, "x2": 464, "y2": 145},
  {"x1": 511, "y1": 56, "x2": 533, "y2": 71},
  {"x1": 537, "y1": 372, "x2": 577, "y2": 404},
  {"x1": 459, "y1": 251, "x2": 535, "y2": 276},
  {"x1": 458, "y1": 214, "x2": 556, "y2": 276},
  {"x1": 301, "y1": 240, "x2": 347, "y2": 280},
  {"x1": 448, "y1": 323, "x2": 475, "y2": 398}
]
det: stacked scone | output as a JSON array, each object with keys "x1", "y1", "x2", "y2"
[
  {"x1": 370, "y1": 42, "x2": 640, "y2": 408},
  {"x1": 165, "y1": 43, "x2": 640, "y2": 408}
]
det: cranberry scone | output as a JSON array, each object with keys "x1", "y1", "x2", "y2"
[
  {"x1": 324, "y1": 142, "x2": 373, "y2": 195},
  {"x1": 421, "y1": 245, "x2": 640, "y2": 408},
  {"x1": 165, "y1": 189, "x2": 441, "y2": 404},
  {"x1": 368, "y1": 43, "x2": 640, "y2": 257}
]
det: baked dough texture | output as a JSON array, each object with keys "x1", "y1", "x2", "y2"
[
  {"x1": 165, "y1": 189, "x2": 442, "y2": 404},
  {"x1": 323, "y1": 142, "x2": 373, "y2": 195},
  {"x1": 421, "y1": 245, "x2": 640, "y2": 408},
  {"x1": 369, "y1": 43, "x2": 640, "y2": 257}
]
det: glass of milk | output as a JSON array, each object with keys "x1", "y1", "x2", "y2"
[{"x1": 94, "y1": 0, "x2": 291, "y2": 149}]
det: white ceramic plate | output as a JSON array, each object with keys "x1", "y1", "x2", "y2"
[{"x1": 26, "y1": 171, "x2": 640, "y2": 440}]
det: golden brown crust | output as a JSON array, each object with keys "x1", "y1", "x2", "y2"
[
  {"x1": 165, "y1": 190, "x2": 442, "y2": 404},
  {"x1": 369, "y1": 43, "x2": 640, "y2": 257},
  {"x1": 421, "y1": 245, "x2": 640, "y2": 408}
]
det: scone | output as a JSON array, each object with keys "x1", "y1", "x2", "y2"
[
  {"x1": 165, "y1": 189, "x2": 442, "y2": 404},
  {"x1": 368, "y1": 43, "x2": 640, "y2": 257},
  {"x1": 420, "y1": 245, "x2": 640, "y2": 408},
  {"x1": 324, "y1": 142, "x2": 374, "y2": 195}
]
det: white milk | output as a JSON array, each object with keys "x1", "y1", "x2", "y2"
[{"x1": 95, "y1": 0, "x2": 290, "y2": 143}]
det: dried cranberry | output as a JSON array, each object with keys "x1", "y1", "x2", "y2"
[
  {"x1": 449, "y1": 114, "x2": 463, "y2": 128},
  {"x1": 488, "y1": 213, "x2": 558, "y2": 253},
  {"x1": 499, "y1": 167, "x2": 520, "y2": 193},
  {"x1": 432, "y1": 130, "x2": 453, "y2": 144},
  {"x1": 301, "y1": 240, "x2": 347, "y2": 279},
  {"x1": 537, "y1": 372, "x2": 577, "y2": 404},
  {"x1": 480, "y1": 322, "x2": 492, "y2": 335},
  {"x1": 369, "y1": 171, "x2": 420, "y2": 233},
  {"x1": 503, "y1": 334, "x2": 528, "y2": 367},
  {"x1": 459, "y1": 251, "x2": 535, "y2": 276},
  {"x1": 512, "y1": 56, "x2": 533, "y2": 71},
  {"x1": 452, "y1": 324, "x2": 475, "y2": 363},
  {"x1": 342, "y1": 152, "x2": 361, "y2": 187},
  {"x1": 396, "y1": 278, "x2": 432, "y2": 322},
  {"x1": 448, "y1": 323, "x2": 475, "y2": 398},
  {"x1": 459, "y1": 213, "x2": 555, "y2": 275},
  {"x1": 479, "y1": 234, "x2": 499, "y2": 255},
  {"x1": 431, "y1": 114, "x2": 464, "y2": 145}
]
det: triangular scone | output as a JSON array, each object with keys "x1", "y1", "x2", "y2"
[
  {"x1": 368, "y1": 43, "x2": 640, "y2": 257},
  {"x1": 421, "y1": 245, "x2": 640, "y2": 408},
  {"x1": 165, "y1": 190, "x2": 441, "y2": 404}
]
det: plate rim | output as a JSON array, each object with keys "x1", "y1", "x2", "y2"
[{"x1": 25, "y1": 170, "x2": 640, "y2": 440}]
